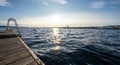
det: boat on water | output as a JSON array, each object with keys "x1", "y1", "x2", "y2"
[{"x1": 0, "y1": 18, "x2": 44, "y2": 65}]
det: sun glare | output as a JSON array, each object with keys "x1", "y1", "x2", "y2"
[
  {"x1": 51, "y1": 14, "x2": 60, "y2": 21},
  {"x1": 51, "y1": 14, "x2": 63, "y2": 25}
]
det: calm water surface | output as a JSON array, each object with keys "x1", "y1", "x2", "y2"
[{"x1": 1, "y1": 27, "x2": 120, "y2": 65}]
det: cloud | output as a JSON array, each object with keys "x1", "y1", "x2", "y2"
[
  {"x1": 0, "y1": 0, "x2": 11, "y2": 6},
  {"x1": 107, "y1": 1, "x2": 120, "y2": 8},
  {"x1": 43, "y1": 1, "x2": 49, "y2": 6},
  {"x1": 112, "y1": 1, "x2": 120, "y2": 5},
  {"x1": 91, "y1": 1, "x2": 105, "y2": 9},
  {"x1": 32, "y1": 0, "x2": 67, "y2": 6},
  {"x1": 42, "y1": 0, "x2": 67, "y2": 6},
  {"x1": 53, "y1": 0, "x2": 67, "y2": 4}
]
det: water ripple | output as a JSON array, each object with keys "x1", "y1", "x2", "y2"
[{"x1": 20, "y1": 28, "x2": 120, "y2": 65}]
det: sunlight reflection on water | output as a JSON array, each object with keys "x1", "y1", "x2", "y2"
[
  {"x1": 18, "y1": 27, "x2": 120, "y2": 65},
  {"x1": 51, "y1": 46, "x2": 60, "y2": 51},
  {"x1": 52, "y1": 28, "x2": 60, "y2": 50}
]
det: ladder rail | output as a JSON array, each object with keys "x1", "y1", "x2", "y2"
[{"x1": 6, "y1": 18, "x2": 21, "y2": 37}]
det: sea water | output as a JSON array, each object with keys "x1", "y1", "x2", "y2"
[{"x1": 1, "y1": 27, "x2": 120, "y2": 65}]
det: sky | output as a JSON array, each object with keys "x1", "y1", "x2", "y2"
[{"x1": 0, "y1": 0, "x2": 120, "y2": 27}]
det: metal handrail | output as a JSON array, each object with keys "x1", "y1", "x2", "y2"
[{"x1": 6, "y1": 18, "x2": 21, "y2": 37}]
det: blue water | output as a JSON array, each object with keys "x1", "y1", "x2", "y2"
[{"x1": 1, "y1": 27, "x2": 120, "y2": 65}]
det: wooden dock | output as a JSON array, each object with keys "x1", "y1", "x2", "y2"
[{"x1": 0, "y1": 30, "x2": 44, "y2": 65}]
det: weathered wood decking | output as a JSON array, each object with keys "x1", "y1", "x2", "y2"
[{"x1": 0, "y1": 31, "x2": 44, "y2": 65}]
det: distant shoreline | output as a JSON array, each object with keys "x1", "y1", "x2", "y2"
[
  {"x1": 52, "y1": 27, "x2": 120, "y2": 30},
  {"x1": 50, "y1": 25, "x2": 120, "y2": 30},
  {"x1": 0, "y1": 25, "x2": 120, "y2": 30}
]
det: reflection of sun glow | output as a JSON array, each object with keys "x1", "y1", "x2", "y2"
[
  {"x1": 52, "y1": 46, "x2": 60, "y2": 51},
  {"x1": 52, "y1": 28, "x2": 60, "y2": 44},
  {"x1": 52, "y1": 28, "x2": 61, "y2": 51},
  {"x1": 53, "y1": 28, "x2": 59, "y2": 36}
]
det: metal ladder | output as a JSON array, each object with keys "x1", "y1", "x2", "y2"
[{"x1": 6, "y1": 18, "x2": 21, "y2": 37}]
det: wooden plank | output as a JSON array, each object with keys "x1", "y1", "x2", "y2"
[
  {"x1": 0, "y1": 44, "x2": 27, "y2": 57},
  {"x1": 0, "y1": 31, "x2": 44, "y2": 65},
  {"x1": 27, "y1": 61, "x2": 38, "y2": 65},
  {"x1": 0, "y1": 37, "x2": 20, "y2": 46},
  {"x1": 0, "y1": 47, "x2": 27, "y2": 60},
  {"x1": 18, "y1": 37, "x2": 45, "y2": 65},
  {"x1": 0, "y1": 34, "x2": 19, "y2": 39},
  {"x1": 0, "y1": 42, "x2": 24, "y2": 52},
  {"x1": 0, "y1": 31, "x2": 13, "y2": 35},
  {"x1": 1, "y1": 51, "x2": 30, "y2": 65},
  {"x1": 8, "y1": 56, "x2": 34, "y2": 65}
]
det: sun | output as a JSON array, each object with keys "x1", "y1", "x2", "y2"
[
  {"x1": 48, "y1": 14, "x2": 69, "y2": 26},
  {"x1": 51, "y1": 14, "x2": 60, "y2": 21},
  {"x1": 51, "y1": 14, "x2": 62, "y2": 24}
]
